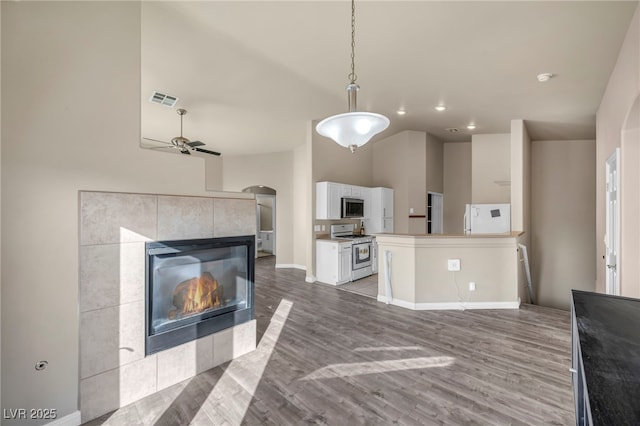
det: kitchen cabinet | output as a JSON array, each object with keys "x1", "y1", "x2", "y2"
[
  {"x1": 365, "y1": 187, "x2": 394, "y2": 234},
  {"x1": 316, "y1": 240, "x2": 352, "y2": 285},
  {"x1": 316, "y1": 182, "x2": 342, "y2": 220},
  {"x1": 316, "y1": 182, "x2": 368, "y2": 220},
  {"x1": 259, "y1": 231, "x2": 273, "y2": 253}
]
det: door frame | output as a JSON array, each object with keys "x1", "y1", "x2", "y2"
[{"x1": 605, "y1": 148, "x2": 620, "y2": 295}]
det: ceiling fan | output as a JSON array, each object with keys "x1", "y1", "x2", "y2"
[{"x1": 144, "y1": 108, "x2": 221, "y2": 156}]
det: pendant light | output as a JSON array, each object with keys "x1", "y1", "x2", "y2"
[{"x1": 315, "y1": 0, "x2": 389, "y2": 153}]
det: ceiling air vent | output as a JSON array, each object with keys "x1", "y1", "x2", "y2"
[
  {"x1": 149, "y1": 91, "x2": 178, "y2": 108},
  {"x1": 445, "y1": 127, "x2": 460, "y2": 133}
]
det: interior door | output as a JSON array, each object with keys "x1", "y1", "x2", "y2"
[{"x1": 605, "y1": 148, "x2": 620, "y2": 295}]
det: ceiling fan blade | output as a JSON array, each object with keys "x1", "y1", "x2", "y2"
[
  {"x1": 143, "y1": 137, "x2": 171, "y2": 145},
  {"x1": 193, "y1": 147, "x2": 221, "y2": 156},
  {"x1": 149, "y1": 146, "x2": 175, "y2": 151},
  {"x1": 186, "y1": 141, "x2": 205, "y2": 147}
]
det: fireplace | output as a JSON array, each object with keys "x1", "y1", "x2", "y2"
[{"x1": 145, "y1": 235, "x2": 255, "y2": 355}]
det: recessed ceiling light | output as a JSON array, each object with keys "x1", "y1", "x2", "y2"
[
  {"x1": 467, "y1": 124, "x2": 476, "y2": 130},
  {"x1": 537, "y1": 73, "x2": 554, "y2": 82},
  {"x1": 434, "y1": 105, "x2": 447, "y2": 112},
  {"x1": 397, "y1": 110, "x2": 407, "y2": 116}
]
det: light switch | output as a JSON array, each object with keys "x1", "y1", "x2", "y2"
[{"x1": 409, "y1": 208, "x2": 415, "y2": 214}]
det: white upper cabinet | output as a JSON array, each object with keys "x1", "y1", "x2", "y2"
[
  {"x1": 316, "y1": 182, "x2": 342, "y2": 220},
  {"x1": 316, "y1": 182, "x2": 389, "y2": 222},
  {"x1": 350, "y1": 186, "x2": 365, "y2": 198}
]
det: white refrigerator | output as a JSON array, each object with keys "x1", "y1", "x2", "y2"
[{"x1": 464, "y1": 203, "x2": 511, "y2": 234}]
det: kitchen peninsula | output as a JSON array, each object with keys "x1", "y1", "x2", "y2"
[{"x1": 375, "y1": 233, "x2": 523, "y2": 310}]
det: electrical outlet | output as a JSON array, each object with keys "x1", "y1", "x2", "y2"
[
  {"x1": 469, "y1": 282, "x2": 476, "y2": 291},
  {"x1": 447, "y1": 259, "x2": 461, "y2": 271},
  {"x1": 314, "y1": 225, "x2": 321, "y2": 232},
  {"x1": 409, "y1": 207, "x2": 415, "y2": 214},
  {"x1": 321, "y1": 225, "x2": 326, "y2": 232}
]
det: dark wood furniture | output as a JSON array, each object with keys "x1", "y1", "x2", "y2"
[{"x1": 571, "y1": 289, "x2": 640, "y2": 425}]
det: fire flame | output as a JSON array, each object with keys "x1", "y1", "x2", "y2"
[{"x1": 169, "y1": 272, "x2": 223, "y2": 319}]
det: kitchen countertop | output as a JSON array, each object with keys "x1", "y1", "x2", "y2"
[
  {"x1": 376, "y1": 232, "x2": 523, "y2": 238},
  {"x1": 572, "y1": 290, "x2": 640, "y2": 424}
]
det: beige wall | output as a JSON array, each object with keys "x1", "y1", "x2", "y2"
[
  {"x1": 510, "y1": 120, "x2": 532, "y2": 302},
  {"x1": 313, "y1": 131, "x2": 373, "y2": 186},
  {"x1": 531, "y1": 140, "x2": 596, "y2": 310},
  {"x1": 222, "y1": 150, "x2": 296, "y2": 266},
  {"x1": 596, "y1": 5, "x2": 640, "y2": 297},
  {"x1": 204, "y1": 155, "x2": 224, "y2": 191},
  {"x1": 293, "y1": 140, "x2": 311, "y2": 271},
  {"x1": 372, "y1": 132, "x2": 412, "y2": 233},
  {"x1": 471, "y1": 133, "x2": 511, "y2": 203},
  {"x1": 621, "y1": 102, "x2": 640, "y2": 298},
  {"x1": 443, "y1": 142, "x2": 471, "y2": 234},
  {"x1": 376, "y1": 235, "x2": 519, "y2": 307},
  {"x1": 0, "y1": 2, "x2": 249, "y2": 421},
  {"x1": 373, "y1": 131, "x2": 443, "y2": 234}
]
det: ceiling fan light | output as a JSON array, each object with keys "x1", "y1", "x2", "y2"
[{"x1": 316, "y1": 112, "x2": 390, "y2": 149}]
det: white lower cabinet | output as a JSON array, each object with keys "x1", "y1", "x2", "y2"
[
  {"x1": 316, "y1": 240, "x2": 352, "y2": 285},
  {"x1": 371, "y1": 238, "x2": 378, "y2": 274}
]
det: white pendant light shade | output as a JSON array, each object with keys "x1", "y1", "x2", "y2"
[
  {"x1": 315, "y1": 0, "x2": 388, "y2": 153},
  {"x1": 316, "y1": 112, "x2": 390, "y2": 153}
]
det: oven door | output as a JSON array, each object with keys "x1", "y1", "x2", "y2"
[{"x1": 352, "y1": 241, "x2": 372, "y2": 270}]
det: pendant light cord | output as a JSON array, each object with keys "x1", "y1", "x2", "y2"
[{"x1": 348, "y1": 0, "x2": 357, "y2": 84}]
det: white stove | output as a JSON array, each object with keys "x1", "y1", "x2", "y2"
[{"x1": 330, "y1": 224, "x2": 375, "y2": 281}]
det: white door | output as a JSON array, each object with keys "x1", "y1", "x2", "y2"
[
  {"x1": 605, "y1": 148, "x2": 620, "y2": 295},
  {"x1": 427, "y1": 192, "x2": 444, "y2": 234}
]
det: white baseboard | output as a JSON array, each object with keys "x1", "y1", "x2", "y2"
[
  {"x1": 46, "y1": 411, "x2": 81, "y2": 426},
  {"x1": 275, "y1": 263, "x2": 306, "y2": 271},
  {"x1": 305, "y1": 275, "x2": 317, "y2": 283},
  {"x1": 377, "y1": 295, "x2": 520, "y2": 311}
]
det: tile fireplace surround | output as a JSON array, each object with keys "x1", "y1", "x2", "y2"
[{"x1": 79, "y1": 191, "x2": 257, "y2": 423}]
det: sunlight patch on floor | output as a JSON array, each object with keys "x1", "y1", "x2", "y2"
[
  {"x1": 194, "y1": 298, "x2": 293, "y2": 423},
  {"x1": 300, "y1": 356, "x2": 455, "y2": 380}
]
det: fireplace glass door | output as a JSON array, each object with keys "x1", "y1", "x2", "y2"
[{"x1": 146, "y1": 236, "x2": 254, "y2": 355}]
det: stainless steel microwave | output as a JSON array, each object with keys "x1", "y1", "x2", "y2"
[{"x1": 341, "y1": 197, "x2": 364, "y2": 218}]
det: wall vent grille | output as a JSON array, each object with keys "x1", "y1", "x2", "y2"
[{"x1": 149, "y1": 91, "x2": 178, "y2": 107}]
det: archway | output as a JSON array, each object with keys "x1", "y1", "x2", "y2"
[{"x1": 243, "y1": 186, "x2": 277, "y2": 258}]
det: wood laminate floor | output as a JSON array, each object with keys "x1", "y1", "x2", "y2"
[{"x1": 85, "y1": 257, "x2": 575, "y2": 425}]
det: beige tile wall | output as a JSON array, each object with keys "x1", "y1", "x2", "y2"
[{"x1": 78, "y1": 191, "x2": 257, "y2": 423}]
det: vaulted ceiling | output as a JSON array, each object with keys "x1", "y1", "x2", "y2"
[{"x1": 141, "y1": 1, "x2": 637, "y2": 157}]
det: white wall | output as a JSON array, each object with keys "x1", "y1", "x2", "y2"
[
  {"x1": 531, "y1": 140, "x2": 596, "y2": 309},
  {"x1": 443, "y1": 142, "x2": 471, "y2": 234},
  {"x1": 471, "y1": 134, "x2": 511, "y2": 203},
  {"x1": 596, "y1": 4, "x2": 640, "y2": 297},
  {"x1": 222, "y1": 150, "x2": 296, "y2": 266},
  {"x1": 0, "y1": 2, "x2": 242, "y2": 422}
]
